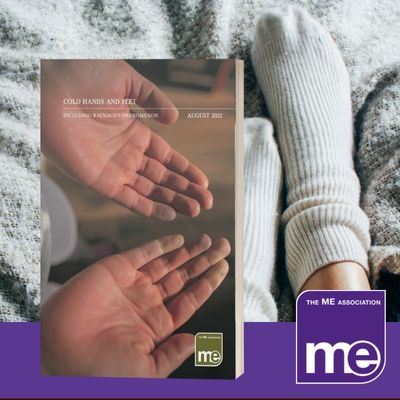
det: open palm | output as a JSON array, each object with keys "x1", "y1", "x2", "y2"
[
  {"x1": 41, "y1": 234, "x2": 230, "y2": 377},
  {"x1": 41, "y1": 60, "x2": 212, "y2": 220}
]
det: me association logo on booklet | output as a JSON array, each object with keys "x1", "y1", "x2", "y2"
[
  {"x1": 195, "y1": 333, "x2": 224, "y2": 367},
  {"x1": 296, "y1": 290, "x2": 386, "y2": 384}
]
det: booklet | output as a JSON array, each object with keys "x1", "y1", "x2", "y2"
[{"x1": 40, "y1": 59, "x2": 244, "y2": 379}]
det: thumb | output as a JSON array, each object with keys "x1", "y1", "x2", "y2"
[
  {"x1": 126, "y1": 62, "x2": 179, "y2": 124},
  {"x1": 152, "y1": 333, "x2": 194, "y2": 377}
]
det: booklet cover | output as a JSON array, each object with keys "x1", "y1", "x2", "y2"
[{"x1": 40, "y1": 59, "x2": 243, "y2": 379}]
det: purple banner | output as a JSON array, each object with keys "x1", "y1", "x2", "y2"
[{"x1": 0, "y1": 322, "x2": 399, "y2": 398}]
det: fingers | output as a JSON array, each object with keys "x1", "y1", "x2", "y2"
[
  {"x1": 152, "y1": 333, "x2": 194, "y2": 378},
  {"x1": 147, "y1": 132, "x2": 209, "y2": 189},
  {"x1": 138, "y1": 156, "x2": 213, "y2": 210},
  {"x1": 125, "y1": 64, "x2": 211, "y2": 211},
  {"x1": 113, "y1": 185, "x2": 176, "y2": 221},
  {"x1": 157, "y1": 238, "x2": 231, "y2": 300},
  {"x1": 129, "y1": 174, "x2": 202, "y2": 217},
  {"x1": 140, "y1": 234, "x2": 212, "y2": 283},
  {"x1": 119, "y1": 234, "x2": 184, "y2": 269},
  {"x1": 166, "y1": 259, "x2": 230, "y2": 329},
  {"x1": 127, "y1": 65, "x2": 179, "y2": 124}
]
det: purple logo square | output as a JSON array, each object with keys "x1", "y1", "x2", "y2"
[{"x1": 296, "y1": 290, "x2": 385, "y2": 384}]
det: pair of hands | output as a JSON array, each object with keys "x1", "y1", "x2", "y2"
[{"x1": 41, "y1": 61, "x2": 230, "y2": 377}]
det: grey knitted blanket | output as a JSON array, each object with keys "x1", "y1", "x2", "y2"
[{"x1": 0, "y1": 0, "x2": 399, "y2": 321}]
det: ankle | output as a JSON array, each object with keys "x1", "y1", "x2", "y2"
[{"x1": 300, "y1": 262, "x2": 371, "y2": 292}]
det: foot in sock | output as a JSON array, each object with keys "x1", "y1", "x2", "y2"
[{"x1": 251, "y1": 6, "x2": 371, "y2": 294}]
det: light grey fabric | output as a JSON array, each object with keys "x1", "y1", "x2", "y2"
[
  {"x1": 0, "y1": 0, "x2": 398, "y2": 321},
  {"x1": 356, "y1": 66, "x2": 400, "y2": 282}
]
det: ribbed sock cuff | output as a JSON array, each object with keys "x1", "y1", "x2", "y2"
[
  {"x1": 286, "y1": 204, "x2": 370, "y2": 294},
  {"x1": 244, "y1": 281, "x2": 278, "y2": 322}
]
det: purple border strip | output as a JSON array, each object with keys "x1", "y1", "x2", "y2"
[{"x1": 1, "y1": 323, "x2": 399, "y2": 398}]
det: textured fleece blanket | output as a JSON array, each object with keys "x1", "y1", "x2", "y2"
[{"x1": 0, "y1": 0, "x2": 399, "y2": 321}]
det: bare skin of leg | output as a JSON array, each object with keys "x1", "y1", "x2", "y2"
[{"x1": 300, "y1": 262, "x2": 371, "y2": 292}]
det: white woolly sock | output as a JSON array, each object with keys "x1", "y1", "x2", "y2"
[
  {"x1": 251, "y1": 6, "x2": 371, "y2": 294},
  {"x1": 244, "y1": 118, "x2": 282, "y2": 322}
]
